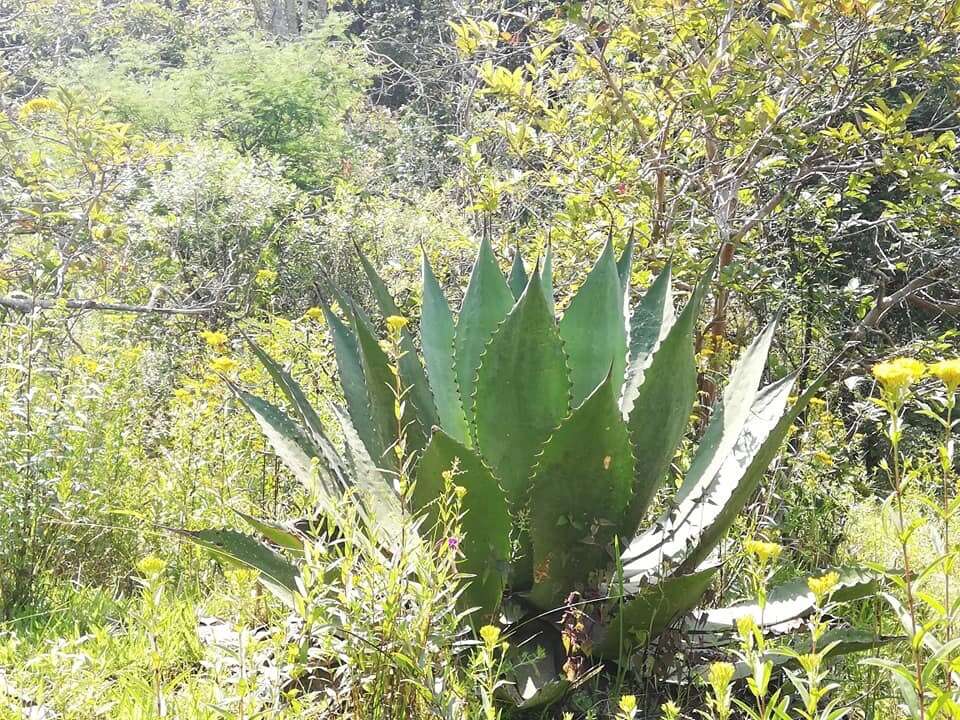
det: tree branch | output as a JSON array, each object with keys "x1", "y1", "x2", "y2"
[{"x1": 0, "y1": 295, "x2": 213, "y2": 317}]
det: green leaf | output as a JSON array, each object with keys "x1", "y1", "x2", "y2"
[
  {"x1": 356, "y1": 246, "x2": 439, "y2": 435},
  {"x1": 541, "y1": 243, "x2": 555, "y2": 316},
  {"x1": 508, "y1": 247, "x2": 529, "y2": 299},
  {"x1": 688, "y1": 566, "x2": 880, "y2": 634},
  {"x1": 615, "y1": 235, "x2": 634, "y2": 291},
  {"x1": 229, "y1": 385, "x2": 331, "y2": 507},
  {"x1": 413, "y1": 430, "x2": 511, "y2": 624},
  {"x1": 234, "y1": 510, "x2": 307, "y2": 556},
  {"x1": 454, "y1": 237, "x2": 515, "y2": 428},
  {"x1": 498, "y1": 619, "x2": 572, "y2": 709},
  {"x1": 528, "y1": 372, "x2": 633, "y2": 609},
  {"x1": 621, "y1": 262, "x2": 711, "y2": 531},
  {"x1": 621, "y1": 263, "x2": 675, "y2": 410},
  {"x1": 243, "y1": 335, "x2": 349, "y2": 498},
  {"x1": 596, "y1": 565, "x2": 719, "y2": 659},
  {"x1": 559, "y1": 239, "x2": 627, "y2": 404},
  {"x1": 421, "y1": 254, "x2": 470, "y2": 444},
  {"x1": 171, "y1": 528, "x2": 300, "y2": 607},
  {"x1": 321, "y1": 300, "x2": 384, "y2": 465},
  {"x1": 621, "y1": 373, "x2": 799, "y2": 583},
  {"x1": 474, "y1": 269, "x2": 570, "y2": 506},
  {"x1": 330, "y1": 403, "x2": 404, "y2": 547}
]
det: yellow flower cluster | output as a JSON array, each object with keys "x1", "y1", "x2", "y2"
[
  {"x1": 18, "y1": 97, "x2": 59, "y2": 121},
  {"x1": 210, "y1": 356, "x2": 239, "y2": 374},
  {"x1": 743, "y1": 538, "x2": 783, "y2": 565},
  {"x1": 872, "y1": 357, "x2": 925, "y2": 394},
  {"x1": 929, "y1": 358, "x2": 960, "y2": 392},
  {"x1": 807, "y1": 571, "x2": 840, "y2": 602},
  {"x1": 303, "y1": 306, "x2": 324, "y2": 321},
  {"x1": 136, "y1": 555, "x2": 167, "y2": 578},
  {"x1": 708, "y1": 661, "x2": 735, "y2": 689},
  {"x1": 200, "y1": 329, "x2": 229, "y2": 351},
  {"x1": 385, "y1": 315, "x2": 409, "y2": 333}
]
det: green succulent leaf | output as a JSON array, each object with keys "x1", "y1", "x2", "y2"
[
  {"x1": 621, "y1": 262, "x2": 711, "y2": 530},
  {"x1": 243, "y1": 335, "x2": 349, "y2": 497},
  {"x1": 508, "y1": 248, "x2": 529, "y2": 299},
  {"x1": 615, "y1": 236, "x2": 634, "y2": 292},
  {"x1": 229, "y1": 385, "x2": 332, "y2": 508},
  {"x1": 330, "y1": 403, "x2": 404, "y2": 547},
  {"x1": 596, "y1": 564, "x2": 719, "y2": 659},
  {"x1": 498, "y1": 619, "x2": 572, "y2": 709},
  {"x1": 413, "y1": 430, "x2": 511, "y2": 624},
  {"x1": 541, "y1": 243, "x2": 555, "y2": 316},
  {"x1": 688, "y1": 566, "x2": 881, "y2": 635},
  {"x1": 420, "y1": 254, "x2": 470, "y2": 444},
  {"x1": 321, "y1": 300, "x2": 384, "y2": 465},
  {"x1": 171, "y1": 528, "x2": 300, "y2": 607},
  {"x1": 234, "y1": 510, "x2": 307, "y2": 556},
  {"x1": 455, "y1": 237, "x2": 515, "y2": 428},
  {"x1": 621, "y1": 263, "x2": 675, "y2": 407},
  {"x1": 528, "y1": 372, "x2": 633, "y2": 610},
  {"x1": 559, "y1": 239, "x2": 627, "y2": 405},
  {"x1": 474, "y1": 269, "x2": 570, "y2": 506},
  {"x1": 356, "y1": 246, "x2": 439, "y2": 435}
]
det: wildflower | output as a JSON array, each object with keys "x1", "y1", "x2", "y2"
[
  {"x1": 447, "y1": 536, "x2": 460, "y2": 551},
  {"x1": 872, "y1": 357, "x2": 925, "y2": 395},
  {"x1": 200, "y1": 329, "x2": 229, "y2": 351},
  {"x1": 303, "y1": 306, "x2": 324, "y2": 321},
  {"x1": 736, "y1": 615, "x2": 757, "y2": 643},
  {"x1": 618, "y1": 695, "x2": 637, "y2": 717},
  {"x1": 210, "y1": 357, "x2": 239, "y2": 374},
  {"x1": 708, "y1": 661, "x2": 735, "y2": 690},
  {"x1": 929, "y1": 358, "x2": 960, "y2": 393},
  {"x1": 479, "y1": 624, "x2": 501, "y2": 650},
  {"x1": 385, "y1": 315, "x2": 409, "y2": 333},
  {"x1": 814, "y1": 450, "x2": 834, "y2": 466},
  {"x1": 173, "y1": 388, "x2": 192, "y2": 402},
  {"x1": 743, "y1": 538, "x2": 783, "y2": 566},
  {"x1": 807, "y1": 571, "x2": 840, "y2": 603},
  {"x1": 660, "y1": 701, "x2": 681, "y2": 720},
  {"x1": 18, "y1": 97, "x2": 58, "y2": 121},
  {"x1": 136, "y1": 555, "x2": 166, "y2": 578}
]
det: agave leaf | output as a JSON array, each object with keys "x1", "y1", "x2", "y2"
[
  {"x1": 621, "y1": 262, "x2": 711, "y2": 530},
  {"x1": 330, "y1": 403, "x2": 404, "y2": 547},
  {"x1": 498, "y1": 620, "x2": 571, "y2": 709},
  {"x1": 621, "y1": 263, "x2": 674, "y2": 408},
  {"x1": 559, "y1": 240, "x2": 627, "y2": 405},
  {"x1": 356, "y1": 246, "x2": 439, "y2": 435},
  {"x1": 616, "y1": 236, "x2": 634, "y2": 292},
  {"x1": 243, "y1": 336, "x2": 349, "y2": 497},
  {"x1": 508, "y1": 248, "x2": 529, "y2": 299},
  {"x1": 595, "y1": 565, "x2": 719, "y2": 659},
  {"x1": 688, "y1": 566, "x2": 880, "y2": 635},
  {"x1": 541, "y1": 243, "x2": 555, "y2": 316},
  {"x1": 528, "y1": 372, "x2": 633, "y2": 609},
  {"x1": 228, "y1": 385, "x2": 332, "y2": 506},
  {"x1": 421, "y1": 254, "x2": 470, "y2": 445},
  {"x1": 621, "y1": 374, "x2": 796, "y2": 583},
  {"x1": 455, "y1": 237, "x2": 515, "y2": 429},
  {"x1": 171, "y1": 528, "x2": 300, "y2": 607},
  {"x1": 413, "y1": 430, "x2": 511, "y2": 624},
  {"x1": 321, "y1": 301, "x2": 385, "y2": 465},
  {"x1": 474, "y1": 269, "x2": 570, "y2": 504},
  {"x1": 235, "y1": 510, "x2": 307, "y2": 556}
]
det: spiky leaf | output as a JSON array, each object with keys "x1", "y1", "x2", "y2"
[
  {"x1": 421, "y1": 254, "x2": 470, "y2": 444},
  {"x1": 508, "y1": 248, "x2": 528, "y2": 299},
  {"x1": 621, "y1": 374, "x2": 797, "y2": 584},
  {"x1": 621, "y1": 264, "x2": 711, "y2": 530},
  {"x1": 541, "y1": 244, "x2": 555, "y2": 316},
  {"x1": 595, "y1": 565, "x2": 719, "y2": 658},
  {"x1": 413, "y1": 430, "x2": 511, "y2": 623},
  {"x1": 243, "y1": 336, "x2": 349, "y2": 497},
  {"x1": 621, "y1": 263, "x2": 674, "y2": 404},
  {"x1": 235, "y1": 511, "x2": 307, "y2": 556},
  {"x1": 528, "y1": 373, "x2": 633, "y2": 609},
  {"x1": 559, "y1": 240, "x2": 627, "y2": 404},
  {"x1": 616, "y1": 236, "x2": 634, "y2": 292},
  {"x1": 455, "y1": 238, "x2": 515, "y2": 428},
  {"x1": 356, "y1": 247, "x2": 439, "y2": 435},
  {"x1": 172, "y1": 528, "x2": 300, "y2": 606}
]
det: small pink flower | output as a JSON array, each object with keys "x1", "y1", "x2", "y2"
[{"x1": 447, "y1": 537, "x2": 460, "y2": 550}]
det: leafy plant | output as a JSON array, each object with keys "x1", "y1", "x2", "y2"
[{"x1": 181, "y1": 240, "x2": 883, "y2": 708}]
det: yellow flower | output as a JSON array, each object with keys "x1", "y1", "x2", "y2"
[
  {"x1": 814, "y1": 450, "x2": 834, "y2": 467},
  {"x1": 173, "y1": 388, "x2": 192, "y2": 402},
  {"x1": 743, "y1": 538, "x2": 783, "y2": 565},
  {"x1": 872, "y1": 357, "x2": 925, "y2": 394},
  {"x1": 18, "y1": 97, "x2": 59, "y2": 121},
  {"x1": 479, "y1": 624, "x2": 501, "y2": 650},
  {"x1": 200, "y1": 329, "x2": 229, "y2": 350},
  {"x1": 807, "y1": 571, "x2": 840, "y2": 602},
  {"x1": 210, "y1": 357, "x2": 239, "y2": 374},
  {"x1": 736, "y1": 615, "x2": 757, "y2": 642},
  {"x1": 136, "y1": 555, "x2": 166, "y2": 578},
  {"x1": 618, "y1": 695, "x2": 637, "y2": 714},
  {"x1": 303, "y1": 306, "x2": 324, "y2": 321},
  {"x1": 385, "y1": 315, "x2": 409, "y2": 333},
  {"x1": 929, "y1": 358, "x2": 960, "y2": 392},
  {"x1": 708, "y1": 661, "x2": 735, "y2": 689}
]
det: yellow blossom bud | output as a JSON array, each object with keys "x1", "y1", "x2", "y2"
[
  {"x1": 929, "y1": 358, "x2": 960, "y2": 392},
  {"x1": 743, "y1": 538, "x2": 783, "y2": 565},
  {"x1": 807, "y1": 571, "x2": 840, "y2": 602},
  {"x1": 871, "y1": 357, "x2": 925, "y2": 395},
  {"x1": 385, "y1": 315, "x2": 409, "y2": 333}
]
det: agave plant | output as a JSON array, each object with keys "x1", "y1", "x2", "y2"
[{"x1": 180, "y1": 239, "x2": 886, "y2": 707}]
